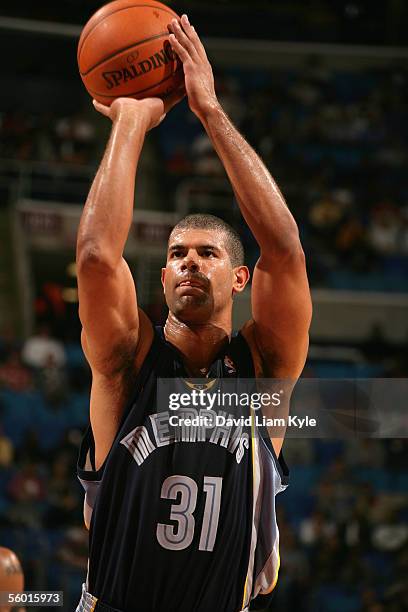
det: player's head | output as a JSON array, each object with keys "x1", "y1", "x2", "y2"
[
  {"x1": 162, "y1": 214, "x2": 250, "y2": 323},
  {"x1": 0, "y1": 547, "x2": 24, "y2": 612}
]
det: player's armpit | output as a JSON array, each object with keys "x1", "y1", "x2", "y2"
[
  {"x1": 77, "y1": 252, "x2": 151, "y2": 376},
  {"x1": 250, "y1": 249, "x2": 312, "y2": 379}
]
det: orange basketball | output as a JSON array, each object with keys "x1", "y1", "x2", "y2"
[{"x1": 77, "y1": 0, "x2": 184, "y2": 105}]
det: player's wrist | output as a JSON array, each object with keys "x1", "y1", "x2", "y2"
[
  {"x1": 113, "y1": 105, "x2": 151, "y2": 132},
  {"x1": 195, "y1": 97, "x2": 223, "y2": 124}
]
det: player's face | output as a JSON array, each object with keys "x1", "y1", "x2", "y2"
[{"x1": 162, "y1": 229, "x2": 238, "y2": 322}]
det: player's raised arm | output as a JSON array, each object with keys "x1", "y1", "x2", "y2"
[
  {"x1": 76, "y1": 98, "x2": 166, "y2": 376},
  {"x1": 169, "y1": 15, "x2": 312, "y2": 452},
  {"x1": 76, "y1": 97, "x2": 172, "y2": 467}
]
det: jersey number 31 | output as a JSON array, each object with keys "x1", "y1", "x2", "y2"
[{"x1": 156, "y1": 475, "x2": 223, "y2": 552}]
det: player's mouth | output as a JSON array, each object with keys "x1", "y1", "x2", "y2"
[
  {"x1": 176, "y1": 276, "x2": 208, "y2": 290},
  {"x1": 178, "y1": 281, "x2": 203, "y2": 288}
]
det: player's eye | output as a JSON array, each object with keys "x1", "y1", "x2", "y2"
[
  {"x1": 203, "y1": 250, "x2": 215, "y2": 257},
  {"x1": 171, "y1": 250, "x2": 183, "y2": 258}
]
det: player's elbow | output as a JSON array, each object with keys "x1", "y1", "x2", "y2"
[
  {"x1": 285, "y1": 246, "x2": 308, "y2": 278},
  {"x1": 77, "y1": 243, "x2": 117, "y2": 276},
  {"x1": 279, "y1": 228, "x2": 304, "y2": 257},
  {"x1": 291, "y1": 242, "x2": 307, "y2": 265},
  {"x1": 262, "y1": 234, "x2": 306, "y2": 264}
]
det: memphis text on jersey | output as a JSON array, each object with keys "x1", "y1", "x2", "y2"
[{"x1": 120, "y1": 408, "x2": 251, "y2": 467}]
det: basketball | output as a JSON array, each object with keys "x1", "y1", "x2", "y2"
[{"x1": 77, "y1": 0, "x2": 184, "y2": 105}]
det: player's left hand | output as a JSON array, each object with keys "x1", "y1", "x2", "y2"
[{"x1": 168, "y1": 15, "x2": 219, "y2": 121}]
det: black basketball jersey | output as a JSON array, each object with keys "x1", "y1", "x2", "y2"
[{"x1": 77, "y1": 327, "x2": 288, "y2": 612}]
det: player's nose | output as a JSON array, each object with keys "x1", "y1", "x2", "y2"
[{"x1": 181, "y1": 251, "x2": 200, "y2": 272}]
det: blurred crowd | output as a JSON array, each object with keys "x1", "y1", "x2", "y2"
[
  {"x1": 0, "y1": 111, "x2": 97, "y2": 166},
  {"x1": 0, "y1": 326, "x2": 89, "y2": 609},
  {"x1": 0, "y1": 324, "x2": 407, "y2": 611},
  {"x1": 1, "y1": 60, "x2": 408, "y2": 291},
  {"x1": 157, "y1": 60, "x2": 408, "y2": 291},
  {"x1": 276, "y1": 438, "x2": 408, "y2": 611}
]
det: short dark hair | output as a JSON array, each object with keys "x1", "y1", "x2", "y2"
[{"x1": 169, "y1": 214, "x2": 244, "y2": 267}]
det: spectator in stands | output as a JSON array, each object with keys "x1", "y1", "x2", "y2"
[
  {"x1": 21, "y1": 323, "x2": 66, "y2": 370},
  {"x1": 368, "y1": 202, "x2": 401, "y2": 255},
  {"x1": 0, "y1": 110, "x2": 32, "y2": 160},
  {"x1": 324, "y1": 458, "x2": 356, "y2": 522},
  {"x1": 335, "y1": 216, "x2": 369, "y2": 270},
  {"x1": 308, "y1": 190, "x2": 347, "y2": 247},
  {"x1": 34, "y1": 283, "x2": 67, "y2": 339},
  {"x1": 46, "y1": 452, "x2": 79, "y2": 527},
  {"x1": 0, "y1": 349, "x2": 33, "y2": 392},
  {"x1": 371, "y1": 508, "x2": 408, "y2": 553},
  {"x1": 299, "y1": 509, "x2": 336, "y2": 549},
  {"x1": 54, "y1": 113, "x2": 96, "y2": 165},
  {"x1": 6, "y1": 462, "x2": 46, "y2": 528},
  {"x1": 191, "y1": 133, "x2": 224, "y2": 176},
  {"x1": 37, "y1": 353, "x2": 68, "y2": 408}
]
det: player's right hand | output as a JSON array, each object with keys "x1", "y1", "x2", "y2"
[
  {"x1": 93, "y1": 86, "x2": 185, "y2": 131},
  {"x1": 93, "y1": 97, "x2": 165, "y2": 131}
]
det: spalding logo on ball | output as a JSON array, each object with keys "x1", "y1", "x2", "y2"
[{"x1": 77, "y1": 0, "x2": 184, "y2": 105}]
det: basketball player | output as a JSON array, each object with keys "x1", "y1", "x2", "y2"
[
  {"x1": 76, "y1": 14, "x2": 312, "y2": 612},
  {"x1": 0, "y1": 547, "x2": 25, "y2": 612}
]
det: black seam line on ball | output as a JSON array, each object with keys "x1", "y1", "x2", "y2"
[
  {"x1": 78, "y1": 4, "x2": 178, "y2": 58},
  {"x1": 80, "y1": 32, "x2": 170, "y2": 77},
  {"x1": 88, "y1": 64, "x2": 183, "y2": 98}
]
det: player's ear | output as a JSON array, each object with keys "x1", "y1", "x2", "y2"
[
  {"x1": 232, "y1": 265, "x2": 250, "y2": 295},
  {"x1": 161, "y1": 267, "x2": 166, "y2": 292}
]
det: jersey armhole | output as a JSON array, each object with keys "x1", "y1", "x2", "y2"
[
  {"x1": 259, "y1": 433, "x2": 289, "y2": 487},
  {"x1": 77, "y1": 424, "x2": 103, "y2": 482}
]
